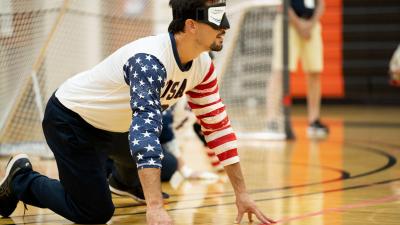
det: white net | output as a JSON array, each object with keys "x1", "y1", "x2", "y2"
[
  {"x1": 0, "y1": 0, "x2": 290, "y2": 157},
  {"x1": 214, "y1": 0, "x2": 289, "y2": 140},
  {"x1": 0, "y1": 0, "x2": 169, "y2": 156}
]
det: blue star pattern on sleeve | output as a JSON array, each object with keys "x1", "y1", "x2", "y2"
[{"x1": 123, "y1": 53, "x2": 167, "y2": 169}]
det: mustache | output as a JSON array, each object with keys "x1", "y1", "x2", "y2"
[{"x1": 217, "y1": 30, "x2": 226, "y2": 36}]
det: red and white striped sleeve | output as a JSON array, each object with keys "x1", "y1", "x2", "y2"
[{"x1": 186, "y1": 63, "x2": 239, "y2": 166}]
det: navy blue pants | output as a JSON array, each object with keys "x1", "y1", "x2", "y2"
[{"x1": 12, "y1": 94, "x2": 177, "y2": 223}]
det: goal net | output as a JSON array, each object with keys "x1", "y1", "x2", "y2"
[
  {"x1": 214, "y1": 0, "x2": 292, "y2": 140},
  {"x1": 0, "y1": 0, "x2": 168, "y2": 156},
  {"x1": 0, "y1": 0, "x2": 291, "y2": 157}
]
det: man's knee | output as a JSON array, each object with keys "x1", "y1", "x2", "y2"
[
  {"x1": 78, "y1": 202, "x2": 115, "y2": 224},
  {"x1": 93, "y1": 205, "x2": 115, "y2": 223}
]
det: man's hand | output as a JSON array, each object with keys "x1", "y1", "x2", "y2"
[
  {"x1": 235, "y1": 193, "x2": 276, "y2": 224},
  {"x1": 296, "y1": 19, "x2": 313, "y2": 40},
  {"x1": 138, "y1": 168, "x2": 173, "y2": 225},
  {"x1": 224, "y1": 163, "x2": 276, "y2": 224},
  {"x1": 146, "y1": 206, "x2": 173, "y2": 225}
]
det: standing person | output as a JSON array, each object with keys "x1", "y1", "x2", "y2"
[
  {"x1": 0, "y1": 0, "x2": 276, "y2": 224},
  {"x1": 267, "y1": 0, "x2": 328, "y2": 138}
]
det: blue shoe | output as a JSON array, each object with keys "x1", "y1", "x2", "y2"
[{"x1": 0, "y1": 154, "x2": 32, "y2": 217}]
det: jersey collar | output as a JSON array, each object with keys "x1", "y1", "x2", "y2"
[{"x1": 169, "y1": 32, "x2": 193, "y2": 72}]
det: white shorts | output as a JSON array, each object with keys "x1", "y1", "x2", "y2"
[{"x1": 272, "y1": 14, "x2": 324, "y2": 73}]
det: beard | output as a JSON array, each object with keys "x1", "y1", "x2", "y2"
[
  {"x1": 210, "y1": 41, "x2": 223, "y2": 51},
  {"x1": 210, "y1": 31, "x2": 225, "y2": 51}
]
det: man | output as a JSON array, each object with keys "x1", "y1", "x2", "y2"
[
  {"x1": 0, "y1": 0, "x2": 275, "y2": 224},
  {"x1": 267, "y1": 0, "x2": 328, "y2": 138}
]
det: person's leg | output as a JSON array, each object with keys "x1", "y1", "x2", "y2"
[
  {"x1": 302, "y1": 22, "x2": 328, "y2": 137},
  {"x1": 107, "y1": 132, "x2": 175, "y2": 201},
  {"x1": 306, "y1": 71, "x2": 322, "y2": 123},
  {"x1": 302, "y1": 22, "x2": 323, "y2": 123},
  {"x1": 160, "y1": 151, "x2": 178, "y2": 181},
  {"x1": 108, "y1": 132, "x2": 140, "y2": 187},
  {"x1": 159, "y1": 110, "x2": 175, "y2": 144},
  {"x1": 12, "y1": 95, "x2": 114, "y2": 223},
  {"x1": 303, "y1": 34, "x2": 322, "y2": 123}
]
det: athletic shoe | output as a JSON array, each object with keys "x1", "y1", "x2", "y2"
[
  {"x1": 0, "y1": 154, "x2": 32, "y2": 217},
  {"x1": 307, "y1": 119, "x2": 329, "y2": 138},
  {"x1": 108, "y1": 175, "x2": 169, "y2": 203}
]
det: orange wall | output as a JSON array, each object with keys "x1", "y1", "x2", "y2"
[{"x1": 290, "y1": 0, "x2": 344, "y2": 98}]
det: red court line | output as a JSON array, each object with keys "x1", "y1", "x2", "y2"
[{"x1": 274, "y1": 194, "x2": 400, "y2": 224}]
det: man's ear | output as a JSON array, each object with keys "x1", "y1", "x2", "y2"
[{"x1": 184, "y1": 19, "x2": 197, "y2": 34}]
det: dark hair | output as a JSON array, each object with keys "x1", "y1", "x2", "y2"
[{"x1": 168, "y1": 0, "x2": 208, "y2": 34}]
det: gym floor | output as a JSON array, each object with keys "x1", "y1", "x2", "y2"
[{"x1": 1, "y1": 104, "x2": 400, "y2": 225}]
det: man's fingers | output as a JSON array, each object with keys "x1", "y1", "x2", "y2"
[
  {"x1": 235, "y1": 211, "x2": 244, "y2": 224},
  {"x1": 248, "y1": 212, "x2": 253, "y2": 222},
  {"x1": 262, "y1": 214, "x2": 277, "y2": 224},
  {"x1": 254, "y1": 209, "x2": 274, "y2": 224}
]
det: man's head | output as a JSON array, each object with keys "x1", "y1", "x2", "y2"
[{"x1": 168, "y1": 0, "x2": 229, "y2": 52}]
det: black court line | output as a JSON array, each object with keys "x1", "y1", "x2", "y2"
[
  {"x1": 113, "y1": 177, "x2": 400, "y2": 217},
  {"x1": 3, "y1": 140, "x2": 398, "y2": 222},
  {"x1": 9, "y1": 176, "x2": 400, "y2": 225},
  {"x1": 114, "y1": 141, "x2": 397, "y2": 209}
]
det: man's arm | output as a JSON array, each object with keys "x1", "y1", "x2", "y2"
[
  {"x1": 310, "y1": 0, "x2": 325, "y2": 25},
  {"x1": 186, "y1": 63, "x2": 239, "y2": 167},
  {"x1": 138, "y1": 168, "x2": 172, "y2": 225},
  {"x1": 224, "y1": 163, "x2": 275, "y2": 224},
  {"x1": 289, "y1": 0, "x2": 325, "y2": 39},
  {"x1": 124, "y1": 53, "x2": 172, "y2": 225},
  {"x1": 186, "y1": 62, "x2": 275, "y2": 224}
]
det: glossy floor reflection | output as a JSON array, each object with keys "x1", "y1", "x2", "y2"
[{"x1": 1, "y1": 105, "x2": 400, "y2": 224}]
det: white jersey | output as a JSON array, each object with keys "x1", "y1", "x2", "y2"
[
  {"x1": 56, "y1": 33, "x2": 207, "y2": 132},
  {"x1": 55, "y1": 33, "x2": 239, "y2": 168}
]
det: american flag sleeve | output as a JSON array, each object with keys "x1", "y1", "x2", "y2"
[
  {"x1": 123, "y1": 53, "x2": 166, "y2": 169},
  {"x1": 186, "y1": 63, "x2": 240, "y2": 166}
]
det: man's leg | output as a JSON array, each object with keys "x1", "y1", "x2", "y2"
[
  {"x1": 11, "y1": 95, "x2": 114, "y2": 223},
  {"x1": 107, "y1": 132, "x2": 176, "y2": 202},
  {"x1": 306, "y1": 71, "x2": 321, "y2": 123},
  {"x1": 302, "y1": 22, "x2": 328, "y2": 137},
  {"x1": 305, "y1": 71, "x2": 328, "y2": 137}
]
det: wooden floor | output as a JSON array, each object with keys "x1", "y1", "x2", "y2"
[{"x1": 1, "y1": 105, "x2": 400, "y2": 225}]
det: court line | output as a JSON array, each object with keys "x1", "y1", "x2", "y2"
[
  {"x1": 4, "y1": 141, "x2": 397, "y2": 221},
  {"x1": 111, "y1": 141, "x2": 400, "y2": 214},
  {"x1": 275, "y1": 194, "x2": 400, "y2": 224},
  {"x1": 345, "y1": 142, "x2": 397, "y2": 179},
  {"x1": 112, "y1": 177, "x2": 400, "y2": 216},
  {"x1": 114, "y1": 141, "x2": 394, "y2": 208},
  {"x1": 8, "y1": 177, "x2": 400, "y2": 224}
]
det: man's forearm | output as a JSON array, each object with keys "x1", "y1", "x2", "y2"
[
  {"x1": 288, "y1": 8, "x2": 301, "y2": 28},
  {"x1": 224, "y1": 162, "x2": 247, "y2": 195},
  {"x1": 311, "y1": 0, "x2": 325, "y2": 23},
  {"x1": 138, "y1": 168, "x2": 164, "y2": 207}
]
